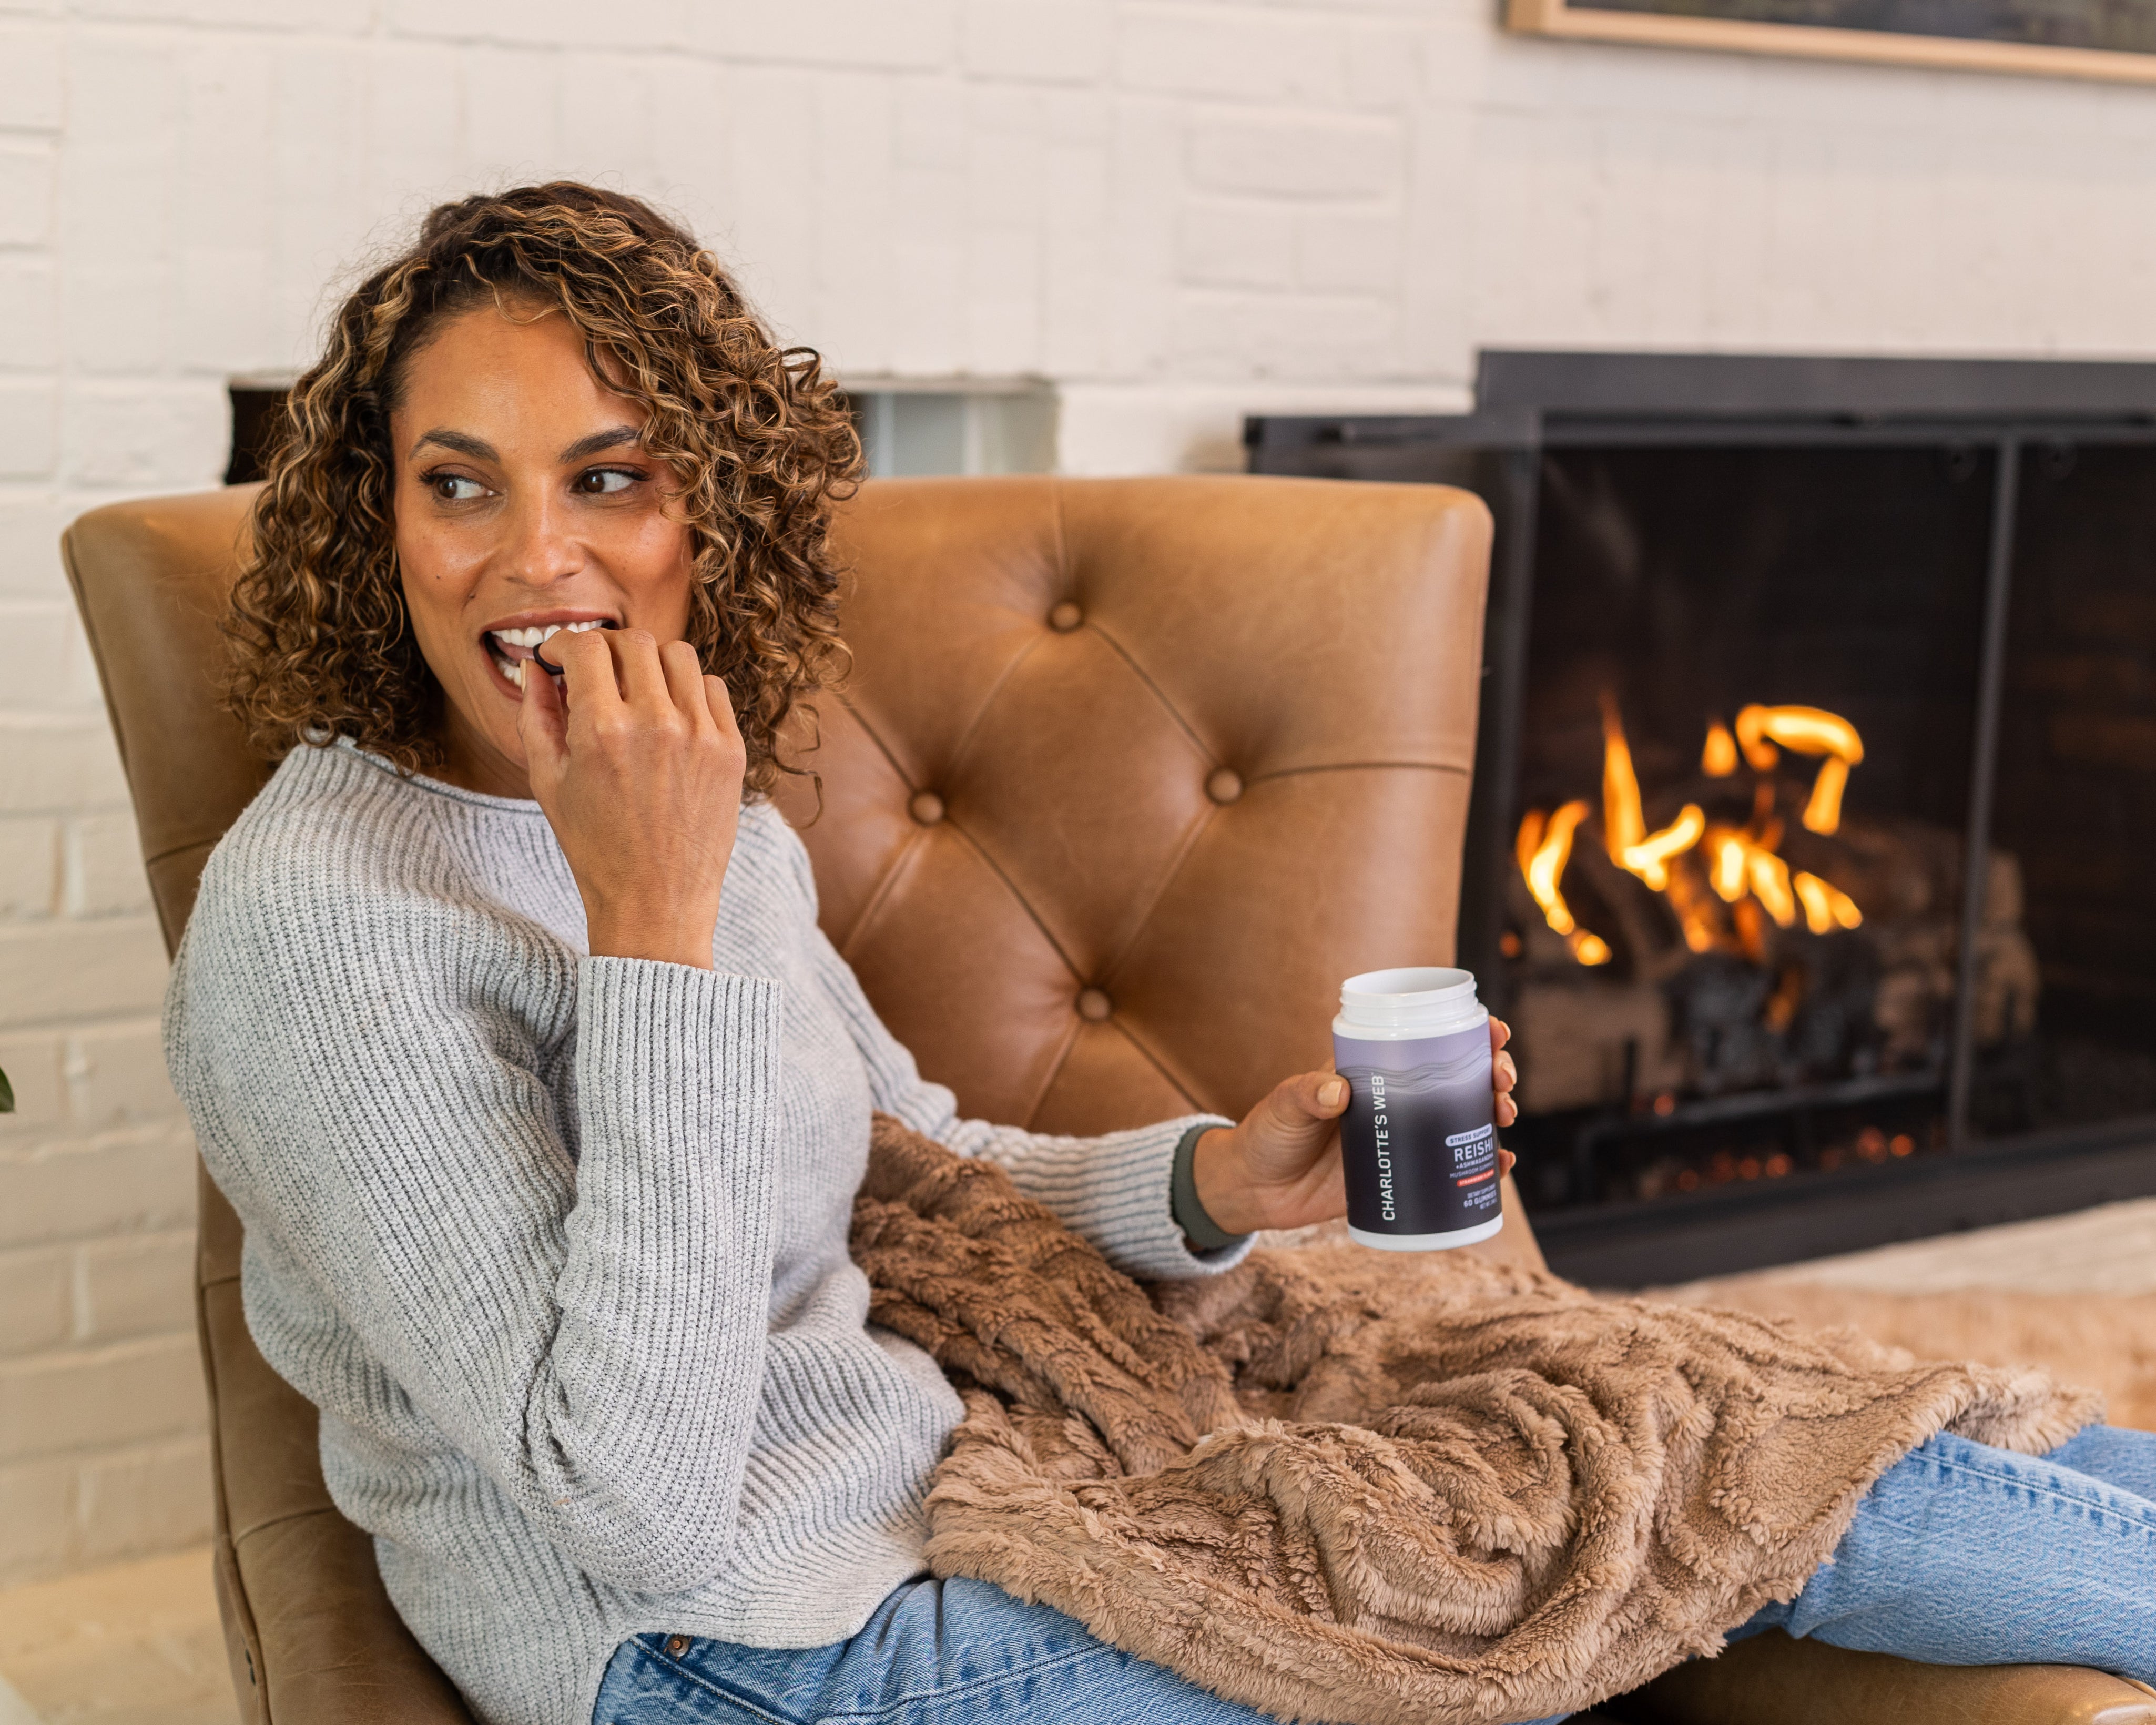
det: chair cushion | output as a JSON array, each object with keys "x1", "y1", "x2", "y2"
[{"x1": 1612, "y1": 1626, "x2": 2156, "y2": 1725}]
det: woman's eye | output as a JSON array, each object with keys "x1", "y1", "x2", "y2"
[
  {"x1": 429, "y1": 474, "x2": 486, "y2": 502},
  {"x1": 576, "y1": 467, "x2": 638, "y2": 496}
]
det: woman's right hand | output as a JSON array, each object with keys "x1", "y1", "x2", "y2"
[{"x1": 518, "y1": 627, "x2": 745, "y2": 970}]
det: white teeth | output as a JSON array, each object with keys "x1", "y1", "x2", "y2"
[
  {"x1": 487, "y1": 619, "x2": 608, "y2": 650},
  {"x1": 487, "y1": 619, "x2": 609, "y2": 691}
]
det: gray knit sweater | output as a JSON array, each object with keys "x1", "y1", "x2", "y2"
[{"x1": 165, "y1": 740, "x2": 1243, "y2": 1725}]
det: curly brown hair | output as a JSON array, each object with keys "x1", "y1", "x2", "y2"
[{"x1": 225, "y1": 182, "x2": 858, "y2": 796}]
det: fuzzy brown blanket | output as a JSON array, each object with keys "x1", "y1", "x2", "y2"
[{"x1": 850, "y1": 1115, "x2": 2103, "y2": 1725}]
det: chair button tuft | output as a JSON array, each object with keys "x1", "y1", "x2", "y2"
[
  {"x1": 1076, "y1": 987, "x2": 1113, "y2": 1022},
  {"x1": 1048, "y1": 600, "x2": 1083, "y2": 632},
  {"x1": 1205, "y1": 768, "x2": 1244, "y2": 805},
  {"x1": 908, "y1": 791, "x2": 945, "y2": 826}
]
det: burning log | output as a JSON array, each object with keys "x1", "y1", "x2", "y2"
[
  {"x1": 1508, "y1": 970, "x2": 1686, "y2": 1114},
  {"x1": 1507, "y1": 694, "x2": 2039, "y2": 1108},
  {"x1": 1974, "y1": 851, "x2": 2040, "y2": 1046}
]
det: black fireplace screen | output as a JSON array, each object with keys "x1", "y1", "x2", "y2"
[
  {"x1": 1989, "y1": 443, "x2": 2156, "y2": 1140},
  {"x1": 1250, "y1": 354, "x2": 2156, "y2": 1281},
  {"x1": 1509, "y1": 442, "x2": 1991, "y2": 1209}
]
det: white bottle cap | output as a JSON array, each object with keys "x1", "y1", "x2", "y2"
[{"x1": 1338, "y1": 967, "x2": 1482, "y2": 1033}]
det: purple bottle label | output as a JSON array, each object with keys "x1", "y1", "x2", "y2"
[{"x1": 1332, "y1": 1023, "x2": 1498, "y2": 1237}]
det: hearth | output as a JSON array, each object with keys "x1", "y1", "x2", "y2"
[{"x1": 1249, "y1": 354, "x2": 2156, "y2": 1283}]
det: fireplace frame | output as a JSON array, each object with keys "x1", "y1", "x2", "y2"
[{"x1": 1249, "y1": 353, "x2": 2156, "y2": 1283}]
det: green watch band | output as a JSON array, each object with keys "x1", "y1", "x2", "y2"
[{"x1": 1170, "y1": 1122, "x2": 1247, "y2": 1254}]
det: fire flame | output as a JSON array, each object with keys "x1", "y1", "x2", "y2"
[
  {"x1": 1804, "y1": 758, "x2": 1853, "y2": 836},
  {"x1": 1707, "y1": 827, "x2": 1748, "y2": 901},
  {"x1": 1702, "y1": 720, "x2": 1739, "y2": 777},
  {"x1": 1747, "y1": 846, "x2": 1797, "y2": 928},
  {"x1": 1601, "y1": 694, "x2": 1705, "y2": 892},
  {"x1": 1516, "y1": 800, "x2": 1613, "y2": 965},
  {"x1": 1794, "y1": 870, "x2": 1863, "y2": 935},
  {"x1": 1516, "y1": 697, "x2": 1866, "y2": 967},
  {"x1": 1601, "y1": 694, "x2": 1646, "y2": 858},
  {"x1": 1624, "y1": 805, "x2": 1705, "y2": 892},
  {"x1": 1733, "y1": 705, "x2": 1864, "y2": 836},
  {"x1": 1663, "y1": 860, "x2": 1720, "y2": 953}
]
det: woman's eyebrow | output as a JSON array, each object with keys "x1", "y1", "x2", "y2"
[
  {"x1": 410, "y1": 428, "x2": 497, "y2": 462},
  {"x1": 559, "y1": 425, "x2": 644, "y2": 463}
]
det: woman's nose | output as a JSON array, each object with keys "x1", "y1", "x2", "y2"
[{"x1": 501, "y1": 490, "x2": 582, "y2": 586}]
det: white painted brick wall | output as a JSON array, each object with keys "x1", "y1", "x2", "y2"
[{"x1": 5, "y1": 0, "x2": 2156, "y2": 1588}]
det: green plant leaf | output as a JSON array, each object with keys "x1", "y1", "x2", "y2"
[{"x1": 0, "y1": 1066, "x2": 13, "y2": 1113}]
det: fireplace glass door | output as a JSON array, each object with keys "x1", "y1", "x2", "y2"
[
  {"x1": 1982, "y1": 443, "x2": 2156, "y2": 1141},
  {"x1": 1506, "y1": 442, "x2": 1993, "y2": 1209},
  {"x1": 1249, "y1": 364, "x2": 2156, "y2": 1278}
]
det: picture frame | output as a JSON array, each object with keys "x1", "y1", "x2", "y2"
[{"x1": 1504, "y1": 0, "x2": 2156, "y2": 85}]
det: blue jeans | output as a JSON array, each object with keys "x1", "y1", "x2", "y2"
[
  {"x1": 592, "y1": 1574, "x2": 1273, "y2": 1723},
  {"x1": 592, "y1": 1426, "x2": 2156, "y2": 1723},
  {"x1": 1734, "y1": 1424, "x2": 2156, "y2": 1675}
]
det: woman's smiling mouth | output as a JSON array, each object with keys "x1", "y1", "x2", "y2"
[{"x1": 484, "y1": 618, "x2": 613, "y2": 690}]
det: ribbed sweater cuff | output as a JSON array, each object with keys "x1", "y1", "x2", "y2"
[
  {"x1": 571, "y1": 958, "x2": 782, "y2": 1216},
  {"x1": 1011, "y1": 1113, "x2": 1248, "y2": 1282},
  {"x1": 575, "y1": 958, "x2": 780, "y2": 1104}
]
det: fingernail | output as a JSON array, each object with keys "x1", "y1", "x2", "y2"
[{"x1": 1320, "y1": 1078, "x2": 1347, "y2": 1108}]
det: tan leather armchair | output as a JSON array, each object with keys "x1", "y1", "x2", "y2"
[{"x1": 62, "y1": 477, "x2": 2150, "y2": 1725}]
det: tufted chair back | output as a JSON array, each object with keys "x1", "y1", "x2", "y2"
[
  {"x1": 64, "y1": 473, "x2": 1513, "y2": 1724},
  {"x1": 781, "y1": 475, "x2": 1499, "y2": 1133}
]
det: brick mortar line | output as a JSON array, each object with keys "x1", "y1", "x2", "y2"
[
  {"x1": 1, "y1": 1334, "x2": 202, "y2": 1368},
  {"x1": 0, "y1": 1331, "x2": 202, "y2": 1368},
  {"x1": 14, "y1": 14, "x2": 1474, "y2": 110},
  {"x1": 0, "y1": 1329, "x2": 193, "y2": 1349},
  {"x1": 0, "y1": 1225, "x2": 196, "y2": 1250},
  {"x1": 0, "y1": 1030, "x2": 176, "y2": 1048},
  {"x1": 0, "y1": 1112, "x2": 191, "y2": 1138},
  {"x1": 0, "y1": 1151, "x2": 193, "y2": 1172},
  {"x1": 0, "y1": 1130, "x2": 182, "y2": 1144},
  {"x1": 0, "y1": 1428, "x2": 208, "y2": 1458},
  {"x1": 0, "y1": 1114, "x2": 193, "y2": 1140}
]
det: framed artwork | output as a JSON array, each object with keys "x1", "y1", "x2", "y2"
[{"x1": 1505, "y1": 0, "x2": 2156, "y2": 83}]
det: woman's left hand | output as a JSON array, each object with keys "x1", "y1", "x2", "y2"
[{"x1": 1189, "y1": 1016, "x2": 1520, "y2": 1237}]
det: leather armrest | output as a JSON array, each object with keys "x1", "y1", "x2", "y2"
[{"x1": 1608, "y1": 1627, "x2": 2156, "y2": 1725}]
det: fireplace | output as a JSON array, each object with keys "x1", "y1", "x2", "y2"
[{"x1": 1249, "y1": 354, "x2": 2156, "y2": 1283}]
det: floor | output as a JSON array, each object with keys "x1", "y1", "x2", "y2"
[
  {"x1": 6, "y1": 1195, "x2": 2155, "y2": 1725},
  {"x1": 0, "y1": 1549, "x2": 238, "y2": 1725},
  {"x1": 1682, "y1": 1192, "x2": 2156, "y2": 1297}
]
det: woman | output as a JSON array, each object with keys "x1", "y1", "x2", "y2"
[{"x1": 169, "y1": 185, "x2": 2155, "y2": 1725}]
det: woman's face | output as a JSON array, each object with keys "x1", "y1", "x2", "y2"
[{"x1": 390, "y1": 300, "x2": 695, "y2": 797}]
